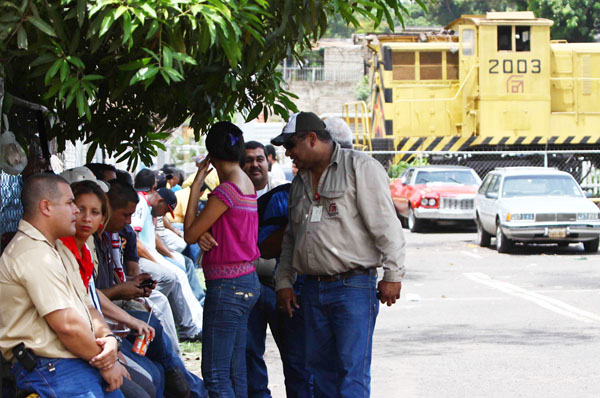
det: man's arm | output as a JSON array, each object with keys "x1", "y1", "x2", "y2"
[
  {"x1": 259, "y1": 226, "x2": 286, "y2": 259},
  {"x1": 88, "y1": 307, "x2": 119, "y2": 370},
  {"x1": 274, "y1": 197, "x2": 299, "y2": 318},
  {"x1": 163, "y1": 217, "x2": 182, "y2": 237},
  {"x1": 96, "y1": 290, "x2": 155, "y2": 337},
  {"x1": 124, "y1": 260, "x2": 141, "y2": 277},
  {"x1": 44, "y1": 308, "x2": 104, "y2": 362},
  {"x1": 355, "y1": 159, "x2": 406, "y2": 306},
  {"x1": 135, "y1": 235, "x2": 162, "y2": 263},
  {"x1": 155, "y1": 233, "x2": 174, "y2": 258}
]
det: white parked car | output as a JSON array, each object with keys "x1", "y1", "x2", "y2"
[{"x1": 475, "y1": 167, "x2": 600, "y2": 253}]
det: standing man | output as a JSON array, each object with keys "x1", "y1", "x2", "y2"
[
  {"x1": 273, "y1": 112, "x2": 406, "y2": 398},
  {"x1": 265, "y1": 144, "x2": 287, "y2": 181},
  {"x1": 0, "y1": 173, "x2": 125, "y2": 397}
]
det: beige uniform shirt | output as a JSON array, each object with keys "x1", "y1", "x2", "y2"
[
  {"x1": 0, "y1": 220, "x2": 94, "y2": 361},
  {"x1": 275, "y1": 144, "x2": 406, "y2": 290}
]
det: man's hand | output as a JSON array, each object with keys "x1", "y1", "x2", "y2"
[
  {"x1": 276, "y1": 288, "x2": 299, "y2": 318},
  {"x1": 377, "y1": 280, "x2": 402, "y2": 307},
  {"x1": 199, "y1": 232, "x2": 218, "y2": 251},
  {"x1": 90, "y1": 336, "x2": 119, "y2": 370},
  {"x1": 100, "y1": 362, "x2": 126, "y2": 392},
  {"x1": 128, "y1": 317, "x2": 155, "y2": 340},
  {"x1": 132, "y1": 273, "x2": 156, "y2": 297},
  {"x1": 117, "y1": 281, "x2": 147, "y2": 300}
]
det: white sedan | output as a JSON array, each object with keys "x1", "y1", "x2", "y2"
[{"x1": 475, "y1": 167, "x2": 600, "y2": 253}]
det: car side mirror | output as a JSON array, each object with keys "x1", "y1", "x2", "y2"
[
  {"x1": 401, "y1": 181, "x2": 407, "y2": 186},
  {"x1": 584, "y1": 191, "x2": 593, "y2": 199},
  {"x1": 486, "y1": 192, "x2": 498, "y2": 199}
]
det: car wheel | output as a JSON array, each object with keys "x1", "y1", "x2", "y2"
[
  {"x1": 476, "y1": 216, "x2": 491, "y2": 247},
  {"x1": 496, "y1": 223, "x2": 512, "y2": 253},
  {"x1": 583, "y1": 237, "x2": 599, "y2": 253},
  {"x1": 396, "y1": 209, "x2": 408, "y2": 228},
  {"x1": 408, "y1": 207, "x2": 423, "y2": 233}
]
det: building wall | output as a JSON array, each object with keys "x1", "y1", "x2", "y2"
[{"x1": 287, "y1": 81, "x2": 359, "y2": 116}]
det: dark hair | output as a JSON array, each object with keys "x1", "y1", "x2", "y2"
[
  {"x1": 134, "y1": 169, "x2": 156, "y2": 191},
  {"x1": 85, "y1": 163, "x2": 117, "y2": 181},
  {"x1": 114, "y1": 170, "x2": 133, "y2": 186},
  {"x1": 314, "y1": 130, "x2": 332, "y2": 142},
  {"x1": 22, "y1": 173, "x2": 69, "y2": 217},
  {"x1": 245, "y1": 141, "x2": 267, "y2": 158},
  {"x1": 205, "y1": 121, "x2": 245, "y2": 162},
  {"x1": 71, "y1": 180, "x2": 110, "y2": 222},
  {"x1": 107, "y1": 181, "x2": 139, "y2": 210},
  {"x1": 265, "y1": 144, "x2": 276, "y2": 160}
]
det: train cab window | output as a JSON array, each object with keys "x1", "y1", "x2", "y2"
[
  {"x1": 462, "y1": 29, "x2": 475, "y2": 56},
  {"x1": 447, "y1": 51, "x2": 459, "y2": 80},
  {"x1": 420, "y1": 52, "x2": 442, "y2": 80},
  {"x1": 515, "y1": 26, "x2": 531, "y2": 51},
  {"x1": 392, "y1": 52, "x2": 415, "y2": 80},
  {"x1": 497, "y1": 26, "x2": 512, "y2": 51}
]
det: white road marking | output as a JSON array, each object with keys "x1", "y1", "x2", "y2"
[
  {"x1": 464, "y1": 272, "x2": 600, "y2": 324},
  {"x1": 460, "y1": 250, "x2": 483, "y2": 259}
]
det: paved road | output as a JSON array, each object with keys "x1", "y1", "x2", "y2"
[{"x1": 263, "y1": 225, "x2": 600, "y2": 397}]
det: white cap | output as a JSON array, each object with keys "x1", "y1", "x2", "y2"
[{"x1": 60, "y1": 166, "x2": 110, "y2": 192}]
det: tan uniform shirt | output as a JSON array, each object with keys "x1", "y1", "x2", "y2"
[
  {"x1": 0, "y1": 220, "x2": 94, "y2": 361},
  {"x1": 275, "y1": 144, "x2": 406, "y2": 290}
]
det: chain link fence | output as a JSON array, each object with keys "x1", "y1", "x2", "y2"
[{"x1": 365, "y1": 150, "x2": 600, "y2": 198}]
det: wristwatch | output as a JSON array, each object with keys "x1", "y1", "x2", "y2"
[{"x1": 104, "y1": 333, "x2": 123, "y2": 351}]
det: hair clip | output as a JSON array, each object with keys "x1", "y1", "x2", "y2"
[{"x1": 228, "y1": 133, "x2": 239, "y2": 146}]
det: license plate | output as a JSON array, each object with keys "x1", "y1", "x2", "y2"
[{"x1": 548, "y1": 228, "x2": 567, "y2": 238}]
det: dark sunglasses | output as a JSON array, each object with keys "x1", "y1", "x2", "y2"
[{"x1": 283, "y1": 133, "x2": 308, "y2": 151}]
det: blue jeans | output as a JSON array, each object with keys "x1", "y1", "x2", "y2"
[
  {"x1": 302, "y1": 272, "x2": 379, "y2": 398},
  {"x1": 202, "y1": 272, "x2": 260, "y2": 398},
  {"x1": 246, "y1": 284, "x2": 312, "y2": 398},
  {"x1": 11, "y1": 357, "x2": 125, "y2": 398},
  {"x1": 127, "y1": 311, "x2": 208, "y2": 398}
]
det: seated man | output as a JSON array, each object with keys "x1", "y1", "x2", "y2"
[{"x1": 0, "y1": 173, "x2": 125, "y2": 397}]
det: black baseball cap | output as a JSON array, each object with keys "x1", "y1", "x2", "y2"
[
  {"x1": 157, "y1": 188, "x2": 177, "y2": 218},
  {"x1": 271, "y1": 112, "x2": 326, "y2": 146}
]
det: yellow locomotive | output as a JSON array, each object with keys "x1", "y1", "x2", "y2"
[{"x1": 346, "y1": 11, "x2": 600, "y2": 166}]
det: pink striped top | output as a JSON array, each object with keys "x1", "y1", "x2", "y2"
[{"x1": 201, "y1": 182, "x2": 260, "y2": 280}]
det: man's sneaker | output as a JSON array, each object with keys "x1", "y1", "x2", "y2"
[
  {"x1": 165, "y1": 368, "x2": 190, "y2": 398},
  {"x1": 179, "y1": 331, "x2": 202, "y2": 343}
]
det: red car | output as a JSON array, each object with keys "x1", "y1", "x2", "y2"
[{"x1": 390, "y1": 166, "x2": 482, "y2": 232}]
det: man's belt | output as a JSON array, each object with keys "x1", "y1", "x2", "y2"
[{"x1": 307, "y1": 267, "x2": 376, "y2": 283}]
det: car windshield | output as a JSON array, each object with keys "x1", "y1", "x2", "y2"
[
  {"x1": 414, "y1": 170, "x2": 479, "y2": 185},
  {"x1": 501, "y1": 175, "x2": 583, "y2": 198}
]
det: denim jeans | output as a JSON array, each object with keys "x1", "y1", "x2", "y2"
[
  {"x1": 246, "y1": 284, "x2": 313, "y2": 398},
  {"x1": 11, "y1": 357, "x2": 125, "y2": 398},
  {"x1": 202, "y1": 272, "x2": 260, "y2": 398},
  {"x1": 302, "y1": 272, "x2": 379, "y2": 398}
]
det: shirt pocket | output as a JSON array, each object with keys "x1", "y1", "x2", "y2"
[
  {"x1": 320, "y1": 190, "x2": 345, "y2": 219},
  {"x1": 289, "y1": 197, "x2": 306, "y2": 225}
]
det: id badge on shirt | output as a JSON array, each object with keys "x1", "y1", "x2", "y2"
[{"x1": 310, "y1": 206, "x2": 323, "y2": 222}]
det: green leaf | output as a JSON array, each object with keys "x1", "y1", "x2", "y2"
[
  {"x1": 65, "y1": 81, "x2": 80, "y2": 109},
  {"x1": 77, "y1": 0, "x2": 86, "y2": 27},
  {"x1": 26, "y1": 15, "x2": 57, "y2": 37},
  {"x1": 66, "y1": 56, "x2": 85, "y2": 69},
  {"x1": 145, "y1": 20, "x2": 159, "y2": 39},
  {"x1": 114, "y1": 5, "x2": 128, "y2": 20},
  {"x1": 60, "y1": 60, "x2": 69, "y2": 82},
  {"x1": 45, "y1": 59, "x2": 62, "y2": 85},
  {"x1": 246, "y1": 103, "x2": 262, "y2": 122},
  {"x1": 160, "y1": 69, "x2": 170, "y2": 84},
  {"x1": 122, "y1": 12, "x2": 132, "y2": 44},
  {"x1": 118, "y1": 57, "x2": 152, "y2": 71},
  {"x1": 172, "y1": 52, "x2": 197, "y2": 65},
  {"x1": 162, "y1": 66, "x2": 183, "y2": 82},
  {"x1": 76, "y1": 90, "x2": 85, "y2": 117},
  {"x1": 140, "y1": 3, "x2": 157, "y2": 19},
  {"x1": 162, "y1": 46, "x2": 173, "y2": 68},
  {"x1": 99, "y1": 9, "x2": 116, "y2": 37},
  {"x1": 130, "y1": 66, "x2": 159, "y2": 85},
  {"x1": 16, "y1": 26, "x2": 27, "y2": 49},
  {"x1": 31, "y1": 53, "x2": 55, "y2": 67},
  {"x1": 82, "y1": 74, "x2": 104, "y2": 81}
]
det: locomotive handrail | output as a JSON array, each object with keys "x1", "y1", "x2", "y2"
[
  {"x1": 342, "y1": 101, "x2": 372, "y2": 152},
  {"x1": 390, "y1": 64, "x2": 479, "y2": 103}
]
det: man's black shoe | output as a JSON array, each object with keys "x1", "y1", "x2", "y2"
[
  {"x1": 165, "y1": 368, "x2": 190, "y2": 398},
  {"x1": 179, "y1": 332, "x2": 202, "y2": 343}
]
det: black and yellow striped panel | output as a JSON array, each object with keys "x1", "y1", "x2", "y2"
[{"x1": 392, "y1": 135, "x2": 597, "y2": 151}]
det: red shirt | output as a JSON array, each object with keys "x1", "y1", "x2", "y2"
[{"x1": 59, "y1": 236, "x2": 94, "y2": 291}]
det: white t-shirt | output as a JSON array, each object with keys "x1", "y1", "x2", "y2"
[
  {"x1": 131, "y1": 193, "x2": 156, "y2": 251},
  {"x1": 269, "y1": 162, "x2": 286, "y2": 181}
]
